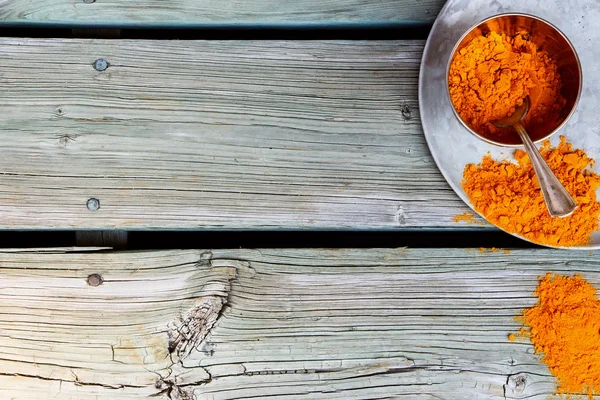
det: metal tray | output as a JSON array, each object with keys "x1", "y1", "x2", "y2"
[{"x1": 419, "y1": 0, "x2": 600, "y2": 249}]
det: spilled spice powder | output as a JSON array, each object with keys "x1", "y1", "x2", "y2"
[
  {"x1": 449, "y1": 31, "x2": 566, "y2": 144},
  {"x1": 476, "y1": 247, "x2": 512, "y2": 254},
  {"x1": 478, "y1": 247, "x2": 499, "y2": 253},
  {"x1": 452, "y1": 212, "x2": 476, "y2": 223},
  {"x1": 452, "y1": 211, "x2": 487, "y2": 225},
  {"x1": 462, "y1": 137, "x2": 600, "y2": 247},
  {"x1": 516, "y1": 274, "x2": 600, "y2": 398}
]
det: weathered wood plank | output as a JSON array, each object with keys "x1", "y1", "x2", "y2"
[
  {"x1": 0, "y1": 0, "x2": 445, "y2": 26},
  {"x1": 0, "y1": 247, "x2": 597, "y2": 399},
  {"x1": 0, "y1": 39, "x2": 487, "y2": 230}
]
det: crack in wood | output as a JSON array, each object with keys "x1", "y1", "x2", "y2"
[
  {"x1": 166, "y1": 384, "x2": 197, "y2": 400},
  {"x1": 0, "y1": 371, "x2": 126, "y2": 390}
]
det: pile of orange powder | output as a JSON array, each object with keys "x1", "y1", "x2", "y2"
[
  {"x1": 462, "y1": 137, "x2": 600, "y2": 247},
  {"x1": 515, "y1": 273, "x2": 600, "y2": 398},
  {"x1": 449, "y1": 31, "x2": 566, "y2": 143}
]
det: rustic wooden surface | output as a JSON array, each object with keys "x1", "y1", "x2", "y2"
[
  {"x1": 1, "y1": 247, "x2": 595, "y2": 399},
  {"x1": 0, "y1": 0, "x2": 445, "y2": 25},
  {"x1": 0, "y1": 38, "x2": 489, "y2": 230}
]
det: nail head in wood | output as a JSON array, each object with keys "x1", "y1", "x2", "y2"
[
  {"x1": 93, "y1": 58, "x2": 108, "y2": 71},
  {"x1": 83, "y1": 0, "x2": 96, "y2": 4},
  {"x1": 87, "y1": 274, "x2": 103, "y2": 287},
  {"x1": 87, "y1": 198, "x2": 100, "y2": 211}
]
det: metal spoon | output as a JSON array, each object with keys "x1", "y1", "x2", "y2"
[{"x1": 491, "y1": 96, "x2": 577, "y2": 218}]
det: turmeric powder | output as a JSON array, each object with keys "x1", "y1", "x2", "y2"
[
  {"x1": 462, "y1": 137, "x2": 600, "y2": 247},
  {"x1": 449, "y1": 31, "x2": 566, "y2": 143},
  {"x1": 517, "y1": 274, "x2": 600, "y2": 398},
  {"x1": 452, "y1": 211, "x2": 478, "y2": 224},
  {"x1": 452, "y1": 211, "x2": 487, "y2": 225}
]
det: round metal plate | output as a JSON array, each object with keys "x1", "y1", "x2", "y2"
[{"x1": 419, "y1": 0, "x2": 600, "y2": 249}]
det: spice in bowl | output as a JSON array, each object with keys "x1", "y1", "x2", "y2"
[{"x1": 448, "y1": 31, "x2": 566, "y2": 144}]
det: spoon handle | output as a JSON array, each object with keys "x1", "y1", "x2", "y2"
[{"x1": 514, "y1": 122, "x2": 577, "y2": 218}]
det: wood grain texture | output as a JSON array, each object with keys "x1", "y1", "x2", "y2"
[
  {"x1": 0, "y1": 247, "x2": 597, "y2": 399},
  {"x1": 0, "y1": 0, "x2": 445, "y2": 25},
  {"x1": 0, "y1": 39, "x2": 488, "y2": 230}
]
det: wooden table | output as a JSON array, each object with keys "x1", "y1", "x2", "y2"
[{"x1": 0, "y1": 1, "x2": 595, "y2": 399}]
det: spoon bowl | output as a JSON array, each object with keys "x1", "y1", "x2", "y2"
[{"x1": 491, "y1": 98, "x2": 529, "y2": 128}]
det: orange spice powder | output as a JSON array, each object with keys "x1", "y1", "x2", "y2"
[
  {"x1": 516, "y1": 274, "x2": 600, "y2": 398},
  {"x1": 462, "y1": 137, "x2": 600, "y2": 247},
  {"x1": 452, "y1": 211, "x2": 477, "y2": 224},
  {"x1": 449, "y1": 31, "x2": 566, "y2": 143},
  {"x1": 478, "y1": 247, "x2": 499, "y2": 253},
  {"x1": 452, "y1": 211, "x2": 487, "y2": 226}
]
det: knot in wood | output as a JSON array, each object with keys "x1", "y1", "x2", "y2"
[
  {"x1": 59, "y1": 135, "x2": 76, "y2": 147},
  {"x1": 401, "y1": 104, "x2": 412, "y2": 120},
  {"x1": 507, "y1": 373, "x2": 528, "y2": 394},
  {"x1": 169, "y1": 296, "x2": 226, "y2": 359}
]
